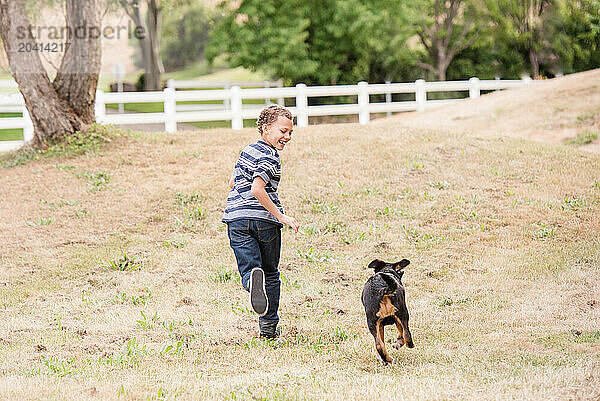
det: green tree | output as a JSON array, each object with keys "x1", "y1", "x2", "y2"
[
  {"x1": 409, "y1": 0, "x2": 482, "y2": 81},
  {"x1": 161, "y1": 2, "x2": 217, "y2": 71},
  {"x1": 560, "y1": 0, "x2": 600, "y2": 73},
  {"x1": 207, "y1": 0, "x2": 412, "y2": 85},
  {"x1": 486, "y1": 0, "x2": 558, "y2": 78}
]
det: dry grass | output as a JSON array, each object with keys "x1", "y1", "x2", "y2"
[
  {"x1": 387, "y1": 68, "x2": 600, "y2": 154},
  {"x1": 0, "y1": 118, "x2": 599, "y2": 400}
]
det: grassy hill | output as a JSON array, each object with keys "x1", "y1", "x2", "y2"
[
  {"x1": 388, "y1": 69, "x2": 600, "y2": 153},
  {"x1": 0, "y1": 102, "x2": 599, "y2": 398}
]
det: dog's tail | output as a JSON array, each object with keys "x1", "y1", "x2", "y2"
[{"x1": 379, "y1": 273, "x2": 400, "y2": 295}]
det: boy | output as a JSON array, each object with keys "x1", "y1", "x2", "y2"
[{"x1": 222, "y1": 105, "x2": 300, "y2": 338}]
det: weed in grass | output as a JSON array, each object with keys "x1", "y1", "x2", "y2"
[
  {"x1": 323, "y1": 221, "x2": 346, "y2": 234},
  {"x1": 175, "y1": 192, "x2": 203, "y2": 206},
  {"x1": 576, "y1": 110, "x2": 597, "y2": 122},
  {"x1": 505, "y1": 188, "x2": 515, "y2": 196},
  {"x1": 44, "y1": 124, "x2": 121, "y2": 157},
  {"x1": 377, "y1": 206, "x2": 404, "y2": 216},
  {"x1": 162, "y1": 237, "x2": 187, "y2": 248},
  {"x1": 41, "y1": 356, "x2": 80, "y2": 377},
  {"x1": 364, "y1": 187, "x2": 381, "y2": 195},
  {"x1": 300, "y1": 223, "x2": 321, "y2": 236},
  {"x1": 231, "y1": 301, "x2": 252, "y2": 315},
  {"x1": 430, "y1": 181, "x2": 451, "y2": 189},
  {"x1": 341, "y1": 231, "x2": 366, "y2": 245},
  {"x1": 101, "y1": 252, "x2": 143, "y2": 271},
  {"x1": 311, "y1": 202, "x2": 339, "y2": 214},
  {"x1": 297, "y1": 247, "x2": 332, "y2": 263},
  {"x1": 438, "y1": 297, "x2": 470, "y2": 307},
  {"x1": 174, "y1": 205, "x2": 207, "y2": 230},
  {"x1": 55, "y1": 164, "x2": 76, "y2": 171},
  {"x1": 120, "y1": 337, "x2": 146, "y2": 367},
  {"x1": 114, "y1": 290, "x2": 152, "y2": 306},
  {"x1": 280, "y1": 273, "x2": 303, "y2": 290},
  {"x1": 407, "y1": 154, "x2": 424, "y2": 169},
  {"x1": 535, "y1": 223, "x2": 555, "y2": 239},
  {"x1": 76, "y1": 170, "x2": 111, "y2": 192},
  {"x1": 186, "y1": 205, "x2": 206, "y2": 221},
  {"x1": 562, "y1": 196, "x2": 587, "y2": 211},
  {"x1": 210, "y1": 265, "x2": 234, "y2": 283},
  {"x1": 75, "y1": 210, "x2": 90, "y2": 217},
  {"x1": 594, "y1": 179, "x2": 600, "y2": 189},
  {"x1": 136, "y1": 310, "x2": 160, "y2": 330},
  {"x1": 184, "y1": 152, "x2": 202, "y2": 159},
  {"x1": 566, "y1": 131, "x2": 598, "y2": 145},
  {"x1": 402, "y1": 225, "x2": 439, "y2": 249},
  {"x1": 1, "y1": 149, "x2": 37, "y2": 169},
  {"x1": 332, "y1": 326, "x2": 356, "y2": 342},
  {"x1": 26, "y1": 217, "x2": 54, "y2": 226},
  {"x1": 39, "y1": 199, "x2": 78, "y2": 208},
  {"x1": 462, "y1": 210, "x2": 478, "y2": 221}
]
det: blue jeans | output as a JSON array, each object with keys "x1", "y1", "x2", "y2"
[{"x1": 227, "y1": 219, "x2": 281, "y2": 323}]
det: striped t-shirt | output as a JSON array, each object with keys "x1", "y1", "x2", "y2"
[{"x1": 222, "y1": 140, "x2": 283, "y2": 227}]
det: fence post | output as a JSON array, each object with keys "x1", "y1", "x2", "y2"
[
  {"x1": 22, "y1": 105, "x2": 34, "y2": 143},
  {"x1": 385, "y1": 80, "x2": 392, "y2": 117},
  {"x1": 469, "y1": 77, "x2": 480, "y2": 99},
  {"x1": 224, "y1": 81, "x2": 231, "y2": 110},
  {"x1": 231, "y1": 85, "x2": 243, "y2": 130},
  {"x1": 166, "y1": 79, "x2": 175, "y2": 89},
  {"x1": 415, "y1": 79, "x2": 426, "y2": 112},
  {"x1": 276, "y1": 80, "x2": 284, "y2": 106},
  {"x1": 94, "y1": 89, "x2": 106, "y2": 122},
  {"x1": 164, "y1": 87, "x2": 176, "y2": 133},
  {"x1": 264, "y1": 80, "x2": 270, "y2": 105},
  {"x1": 295, "y1": 83, "x2": 308, "y2": 127},
  {"x1": 358, "y1": 81, "x2": 370, "y2": 125}
]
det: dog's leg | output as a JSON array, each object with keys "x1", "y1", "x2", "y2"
[
  {"x1": 399, "y1": 318, "x2": 414, "y2": 348},
  {"x1": 392, "y1": 316, "x2": 404, "y2": 350},
  {"x1": 375, "y1": 320, "x2": 393, "y2": 364}
]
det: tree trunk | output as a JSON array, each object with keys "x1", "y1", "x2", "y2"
[
  {"x1": 119, "y1": 0, "x2": 163, "y2": 90},
  {"x1": 529, "y1": 48, "x2": 540, "y2": 78},
  {"x1": 53, "y1": 0, "x2": 102, "y2": 121},
  {"x1": 144, "y1": 0, "x2": 164, "y2": 90},
  {"x1": 0, "y1": 0, "x2": 101, "y2": 148}
]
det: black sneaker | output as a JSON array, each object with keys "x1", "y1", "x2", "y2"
[{"x1": 249, "y1": 268, "x2": 268, "y2": 316}]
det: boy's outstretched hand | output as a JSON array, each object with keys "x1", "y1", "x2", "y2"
[{"x1": 280, "y1": 215, "x2": 300, "y2": 233}]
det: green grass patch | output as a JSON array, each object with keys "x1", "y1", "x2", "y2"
[
  {"x1": 1, "y1": 124, "x2": 123, "y2": 169},
  {"x1": 566, "y1": 131, "x2": 598, "y2": 145},
  {"x1": 0, "y1": 112, "x2": 24, "y2": 141}
]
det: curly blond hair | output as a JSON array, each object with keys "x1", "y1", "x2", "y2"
[{"x1": 256, "y1": 105, "x2": 293, "y2": 134}]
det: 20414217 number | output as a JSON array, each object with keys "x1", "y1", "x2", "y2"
[{"x1": 18, "y1": 42, "x2": 71, "y2": 53}]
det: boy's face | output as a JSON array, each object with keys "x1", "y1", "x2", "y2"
[{"x1": 261, "y1": 116, "x2": 293, "y2": 151}]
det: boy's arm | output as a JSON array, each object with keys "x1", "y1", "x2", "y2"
[
  {"x1": 228, "y1": 174, "x2": 234, "y2": 189},
  {"x1": 251, "y1": 177, "x2": 299, "y2": 232}
]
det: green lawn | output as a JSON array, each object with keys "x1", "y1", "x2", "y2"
[{"x1": 0, "y1": 112, "x2": 24, "y2": 141}]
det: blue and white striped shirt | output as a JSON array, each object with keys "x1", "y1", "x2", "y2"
[{"x1": 222, "y1": 140, "x2": 283, "y2": 227}]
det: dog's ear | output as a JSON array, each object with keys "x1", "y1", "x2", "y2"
[
  {"x1": 394, "y1": 259, "x2": 410, "y2": 270},
  {"x1": 368, "y1": 259, "x2": 386, "y2": 272}
]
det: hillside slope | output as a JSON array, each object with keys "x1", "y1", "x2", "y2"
[{"x1": 384, "y1": 69, "x2": 600, "y2": 153}]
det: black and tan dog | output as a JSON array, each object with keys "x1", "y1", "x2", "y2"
[{"x1": 361, "y1": 259, "x2": 414, "y2": 364}]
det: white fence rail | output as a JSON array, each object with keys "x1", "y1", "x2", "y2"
[{"x1": 1, "y1": 77, "x2": 532, "y2": 152}]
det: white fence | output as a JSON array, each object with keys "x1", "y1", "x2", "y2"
[
  {"x1": 166, "y1": 79, "x2": 285, "y2": 112},
  {"x1": 1, "y1": 77, "x2": 532, "y2": 152}
]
